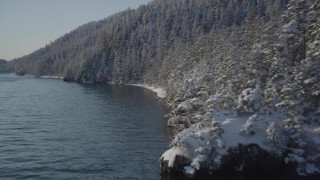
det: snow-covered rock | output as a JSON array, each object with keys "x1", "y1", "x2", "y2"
[{"x1": 160, "y1": 147, "x2": 192, "y2": 175}]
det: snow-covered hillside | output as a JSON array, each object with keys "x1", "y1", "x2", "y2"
[
  {"x1": 1, "y1": 0, "x2": 319, "y2": 178},
  {"x1": 159, "y1": 0, "x2": 320, "y2": 177}
]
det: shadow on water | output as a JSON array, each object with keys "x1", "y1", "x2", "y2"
[{"x1": 79, "y1": 83, "x2": 172, "y2": 132}]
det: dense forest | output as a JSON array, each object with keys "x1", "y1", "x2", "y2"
[
  {"x1": 0, "y1": 59, "x2": 11, "y2": 73},
  {"x1": 1, "y1": 0, "x2": 319, "y2": 178},
  {"x1": 2, "y1": 0, "x2": 289, "y2": 83}
]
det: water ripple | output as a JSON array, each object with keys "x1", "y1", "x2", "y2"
[{"x1": 0, "y1": 74, "x2": 170, "y2": 180}]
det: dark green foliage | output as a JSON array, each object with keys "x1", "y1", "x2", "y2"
[{"x1": 3, "y1": 0, "x2": 286, "y2": 84}]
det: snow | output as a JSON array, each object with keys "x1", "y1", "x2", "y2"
[
  {"x1": 221, "y1": 119, "x2": 232, "y2": 125},
  {"x1": 162, "y1": 110, "x2": 286, "y2": 173},
  {"x1": 163, "y1": 85, "x2": 319, "y2": 176},
  {"x1": 213, "y1": 113, "x2": 273, "y2": 155},
  {"x1": 177, "y1": 100, "x2": 193, "y2": 113},
  {"x1": 306, "y1": 163, "x2": 320, "y2": 174},
  {"x1": 40, "y1": 75, "x2": 63, "y2": 80},
  {"x1": 237, "y1": 88, "x2": 264, "y2": 113},
  {"x1": 129, "y1": 84, "x2": 167, "y2": 98},
  {"x1": 160, "y1": 1, "x2": 320, "y2": 175},
  {"x1": 191, "y1": 157, "x2": 201, "y2": 170},
  {"x1": 286, "y1": 153, "x2": 306, "y2": 163},
  {"x1": 160, "y1": 147, "x2": 185, "y2": 168},
  {"x1": 183, "y1": 166, "x2": 196, "y2": 177},
  {"x1": 161, "y1": 102, "x2": 303, "y2": 173},
  {"x1": 24, "y1": 75, "x2": 63, "y2": 80},
  {"x1": 303, "y1": 77, "x2": 318, "y2": 84},
  {"x1": 190, "y1": 98, "x2": 205, "y2": 109}
]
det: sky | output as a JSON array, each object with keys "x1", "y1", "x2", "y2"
[{"x1": 0, "y1": 0, "x2": 152, "y2": 60}]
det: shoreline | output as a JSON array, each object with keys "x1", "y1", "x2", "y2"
[
  {"x1": 128, "y1": 84, "x2": 167, "y2": 99},
  {"x1": 39, "y1": 75, "x2": 63, "y2": 80},
  {"x1": 16, "y1": 74, "x2": 167, "y2": 98},
  {"x1": 23, "y1": 74, "x2": 64, "y2": 80}
]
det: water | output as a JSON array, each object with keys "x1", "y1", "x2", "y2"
[{"x1": 0, "y1": 74, "x2": 170, "y2": 179}]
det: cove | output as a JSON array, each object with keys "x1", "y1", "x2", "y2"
[{"x1": 0, "y1": 74, "x2": 170, "y2": 179}]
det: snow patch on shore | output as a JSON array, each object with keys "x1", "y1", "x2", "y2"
[
  {"x1": 24, "y1": 75, "x2": 63, "y2": 80},
  {"x1": 129, "y1": 84, "x2": 167, "y2": 98},
  {"x1": 161, "y1": 147, "x2": 186, "y2": 168},
  {"x1": 39, "y1": 75, "x2": 63, "y2": 80}
]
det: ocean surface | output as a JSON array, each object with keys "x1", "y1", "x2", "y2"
[{"x1": 0, "y1": 74, "x2": 170, "y2": 179}]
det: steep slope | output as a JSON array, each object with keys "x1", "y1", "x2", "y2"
[
  {"x1": 4, "y1": 0, "x2": 287, "y2": 83},
  {"x1": 160, "y1": 0, "x2": 320, "y2": 177},
  {"x1": 1, "y1": 0, "x2": 319, "y2": 178}
]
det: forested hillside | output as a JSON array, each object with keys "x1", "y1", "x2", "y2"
[
  {"x1": 0, "y1": 59, "x2": 11, "y2": 73},
  {"x1": 1, "y1": 0, "x2": 319, "y2": 178},
  {"x1": 0, "y1": 59, "x2": 7, "y2": 66},
  {"x1": 4, "y1": 0, "x2": 289, "y2": 83}
]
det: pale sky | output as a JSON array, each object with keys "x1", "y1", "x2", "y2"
[{"x1": 0, "y1": 0, "x2": 152, "y2": 60}]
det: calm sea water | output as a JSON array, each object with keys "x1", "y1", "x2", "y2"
[{"x1": 0, "y1": 74, "x2": 170, "y2": 179}]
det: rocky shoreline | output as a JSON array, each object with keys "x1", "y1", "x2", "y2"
[
  {"x1": 150, "y1": 83, "x2": 320, "y2": 178},
  {"x1": 134, "y1": 83, "x2": 288, "y2": 178}
]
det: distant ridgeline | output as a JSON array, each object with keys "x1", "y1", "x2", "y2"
[{"x1": 2, "y1": 0, "x2": 320, "y2": 178}]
